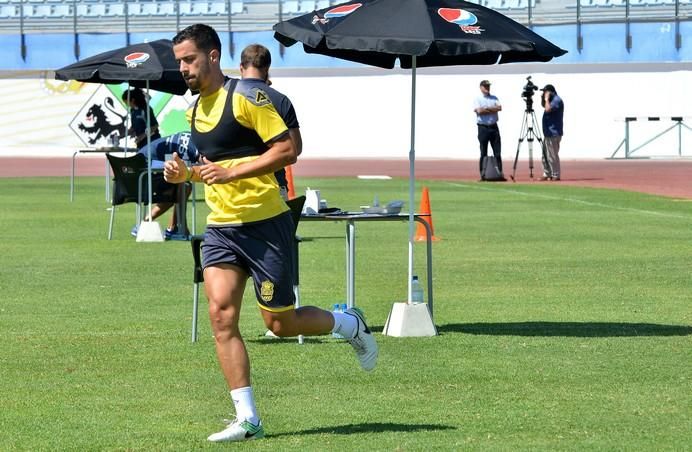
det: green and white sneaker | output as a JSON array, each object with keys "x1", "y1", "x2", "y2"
[
  {"x1": 207, "y1": 418, "x2": 265, "y2": 442},
  {"x1": 344, "y1": 307, "x2": 378, "y2": 371}
]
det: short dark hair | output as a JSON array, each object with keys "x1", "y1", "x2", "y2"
[
  {"x1": 240, "y1": 44, "x2": 271, "y2": 72},
  {"x1": 172, "y1": 24, "x2": 221, "y2": 54},
  {"x1": 121, "y1": 87, "x2": 147, "y2": 109}
]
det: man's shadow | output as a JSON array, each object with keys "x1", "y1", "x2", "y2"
[
  {"x1": 429, "y1": 321, "x2": 692, "y2": 337},
  {"x1": 268, "y1": 422, "x2": 455, "y2": 438}
]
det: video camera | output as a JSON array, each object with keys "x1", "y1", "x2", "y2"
[{"x1": 521, "y1": 76, "x2": 539, "y2": 111}]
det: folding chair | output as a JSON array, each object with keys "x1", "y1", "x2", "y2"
[
  {"x1": 190, "y1": 195, "x2": 306, "y2": 342},
  {"x1": 105, "y1": 153, "x2": 177, "y2": 240}
]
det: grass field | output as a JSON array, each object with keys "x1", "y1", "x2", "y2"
[{"x1": 1, "y1": 176, "x2": 690, "y2": 451}]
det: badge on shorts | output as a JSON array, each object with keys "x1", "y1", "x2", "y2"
[{"x1": 260, "y1": 280, "x2": 274, "y2": 302}]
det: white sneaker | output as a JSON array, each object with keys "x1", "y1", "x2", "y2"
[
  {"x1": 207, "y1": 418, "x2": 265, "y2": 442},
  {"x1": 344, "y1": 307, "x2": 378, "y2": 371}
]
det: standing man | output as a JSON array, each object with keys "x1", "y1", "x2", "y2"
[
  {"x1": 166, "y1": 24, "x2": 377, "y2": 443},
  {"x1": 540, "y1": 84, "x2": 564, "y2": 181},
  {"x1": 473, "y1": 80, "x2": 504, "y2": 181},
  {"x1": 238, "y1": 43, "x2": 302, "y2": 200}
]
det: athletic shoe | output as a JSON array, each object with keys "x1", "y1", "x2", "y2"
[
  {"x1": 164, "y1": 227, "x2": 176, "y2": 240},
  {"x1": 130, "y1": 225, "x2": 138, "y2": 237},
  {"x1": 207, "y1": 418, "x2": 265, "y2": 442},
  {"x1": 344, "y1": 307, "x2": 378, "y2": 371}
]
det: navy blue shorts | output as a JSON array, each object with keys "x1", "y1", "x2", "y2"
[{"x1": 201, "y1": 212, "x2": 296, "y2": 312}]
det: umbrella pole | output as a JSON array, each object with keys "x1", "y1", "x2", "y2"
[
  {"x1": 136, "y1": 80, "x2": 164, "y2": 242},
  {"x1": 146, "y1": 80, "x2": 153, "y2": 219},
  {"x1": 383, "y1": 55, "x2": 436, "y2": 337},
  {"x1": 407, "y1": 57, "x2": 416, "y2": 303}
]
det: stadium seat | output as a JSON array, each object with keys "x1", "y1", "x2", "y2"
[
  {"x1": 298, "y1": 0, "x2": 316, "y2": 13},
  {"x1": 75, "y1": 3, "x2": 89, "y2": 16},
  {"x1": 158, "y1": 2, "x2": 176, "y2": 15},
  {"x1": 191, "y1": 1, "x2": 209, "y2": 14},
  {"x1": 486, "y1": 0, "x2": 506, "y2": 8},
  {"x1": 33, "y1": 4, "x2": 53, "y2": 17},
  {"x1": 209, "y1": 1, "x2": 226, "y2": 15},
  {"x1": 54, "y1": 4, "x2": 72, "y2": 17},
  {"x1": 107, "y1": 2, "x2": 124, "y2": 16},
  {"x1": 0, "y1": 4, "x2": 18, "y2": 18},
  {"x1": 283, "y1": 0, "x2": 299, "y2": 13},
  {"x1": 231, "y1": 1, "x2": 244, "y2": 14},
  {"x1": 127, "y1": 2, "x2": 141, "y2": 15},
  {"x1": 94, "y1": 3, "x2": 106, "y2": 16},
  {"x1": 139, "y1": 2, "x2": 159, "y2": 15},
  {"x1": 179, "y1": 1, "x2": 192, "y2": 15}
]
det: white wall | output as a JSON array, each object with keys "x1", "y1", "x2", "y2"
[{"x1": 2, "y1": 65, "x2": 691, "y2": 159}]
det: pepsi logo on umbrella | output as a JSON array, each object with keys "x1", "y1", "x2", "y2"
[
  {"x1": 312, "y1": 3, "x2": 362, "y2": 24},
  {"x1": 124, "y1": 52, "x2": 151, "y2": 68},
  {"x1": 437, "y1": 8, "x2": 483, "y2": 35}
]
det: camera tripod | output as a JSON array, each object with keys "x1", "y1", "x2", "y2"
[{"x1": 510, "y1": 103, "x2": 549, "y2": 181}]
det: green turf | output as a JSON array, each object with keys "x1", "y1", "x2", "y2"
[{"x1": 0, "y1": 176, "x2": 690, "y2": 451}]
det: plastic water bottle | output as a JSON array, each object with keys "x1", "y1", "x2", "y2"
[
  {"x1": 332, "y1": 303, "x2": 344, "y2": 338},
  {"x1": 411, "y1": 275, "x2": 424, "y2": 304}
]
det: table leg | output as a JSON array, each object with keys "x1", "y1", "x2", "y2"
[
  {"x1": 414, "y1": 216, "x2": 434, "y2": 319},
  {"x1": 176, "y1": 184, "x2": 187, "y2": 236},
  {"x1": 70, "y1": 151, "x2": 78, "y2": 202},
  {"x1": 346, "y1": 220, "x2": 356, "y2": 308},
  {"x1": 105, "y1": 157, "x2": 111, "y2": 202}
]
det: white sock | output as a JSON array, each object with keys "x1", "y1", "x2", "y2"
[
  {"x1": 230, "y1": 387, "x2": 260, "y2": 425},
  {"x1": 332, "y1": 311, "x2": 358, "y2": 339}
]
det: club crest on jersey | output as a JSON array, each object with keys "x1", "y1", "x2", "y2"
[
  {"x1": 124, "y1": 52, "x2": 150, "y2": 68},
  {"x1": 260, "y1": 280, "x2": 275, "y2": 302},
  {"x1": 312, "y1": 3, "x2": 361, "y2": 24},
  {"x1": 437, "y1": 8, "x2": 484, "y2": 35}
]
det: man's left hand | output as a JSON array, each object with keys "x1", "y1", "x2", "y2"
[{"x1": 199, "y1": 156, "x2": 233, "y2": 185}]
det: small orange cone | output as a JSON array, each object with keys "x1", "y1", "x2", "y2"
[
  {"x1": 285, "y1": 165, "x2": 296, "y2": 199},
  {"x1": 415, "y1": 186, "x2": 440, "y2": 241}
]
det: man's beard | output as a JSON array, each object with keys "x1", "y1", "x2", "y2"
[{"x1": 184, "y1": 75, "x2": 200, "y2": 91}]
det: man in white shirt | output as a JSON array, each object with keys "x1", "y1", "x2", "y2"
[{"x1": 473, "y1": 80, "x2": 505, "y2": 181}]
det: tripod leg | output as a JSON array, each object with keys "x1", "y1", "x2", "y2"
[
  {"x1": 511, "y1": 114, "x2": 529, "y2": 182},
  {"x1": 511, "y1": 138, "x2": 523, "y2": 182},
  {"x1": 527, "y1": 133, "x2": 534, "y2": 179}
]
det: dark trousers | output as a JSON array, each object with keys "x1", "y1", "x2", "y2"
[{"x1": 477, "y1": 123, "x2": 502, "y2": 175}]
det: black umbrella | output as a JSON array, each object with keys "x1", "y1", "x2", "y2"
[
  {"x1": 274, "y1": 0, "x2": 567, "y2": 309},
  {"x1": 55, "y1": 39, "x2": 187, "y2": 95},
  {"x1": 56, "y1": 39, "x2": 188, "y2": 241},
  {"x1": 273, "y1": 0, "x2": 566, "y2": 67}
]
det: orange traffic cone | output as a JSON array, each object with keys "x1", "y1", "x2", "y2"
[
  {"x1": 285, "y1": 165, "x2": 296, "y2": 199},
  {"x1": 414, "y1": 186, "x2": 440, "y2": 241}
]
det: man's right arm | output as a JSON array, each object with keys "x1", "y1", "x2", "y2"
[{"x1": 289, "y1": 128, "x2": 302, "y2": 157}]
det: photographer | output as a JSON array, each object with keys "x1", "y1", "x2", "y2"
[
  {"x1": 540, "y1": 84, "x2": 564, "y2": 181},
  {"x1": 473, "y1": 80, "x2": 505, "y2": 181}
]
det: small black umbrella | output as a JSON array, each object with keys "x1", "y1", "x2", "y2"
[
  {"x1": 55, "y1": 39, "x2": 187, "y2": 95},
  {"x1": 56, "y1": 39, "x2": 187, "y2": 240},
  {"x1": 274, "y1": 0, "x2": 567, "y2": 307}
]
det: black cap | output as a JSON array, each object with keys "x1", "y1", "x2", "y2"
[
  {"x1": 541, "y1": 84, "x2": 556, "y2": 92},
  {"x1": 480, "y1": 79, "x2": 491, "y2": 87}
]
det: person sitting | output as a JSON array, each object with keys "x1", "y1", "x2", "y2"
[
  {"x1": 131, "y1": 132, "x2": 199, "y2": 239},
  {"x1": 121, "y1": 87, "x2": 161, "y2": 149}
]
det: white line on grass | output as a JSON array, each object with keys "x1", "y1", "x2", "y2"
[{"x1": 445, "y1": 182, "x2": 692, "y2": 220}]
